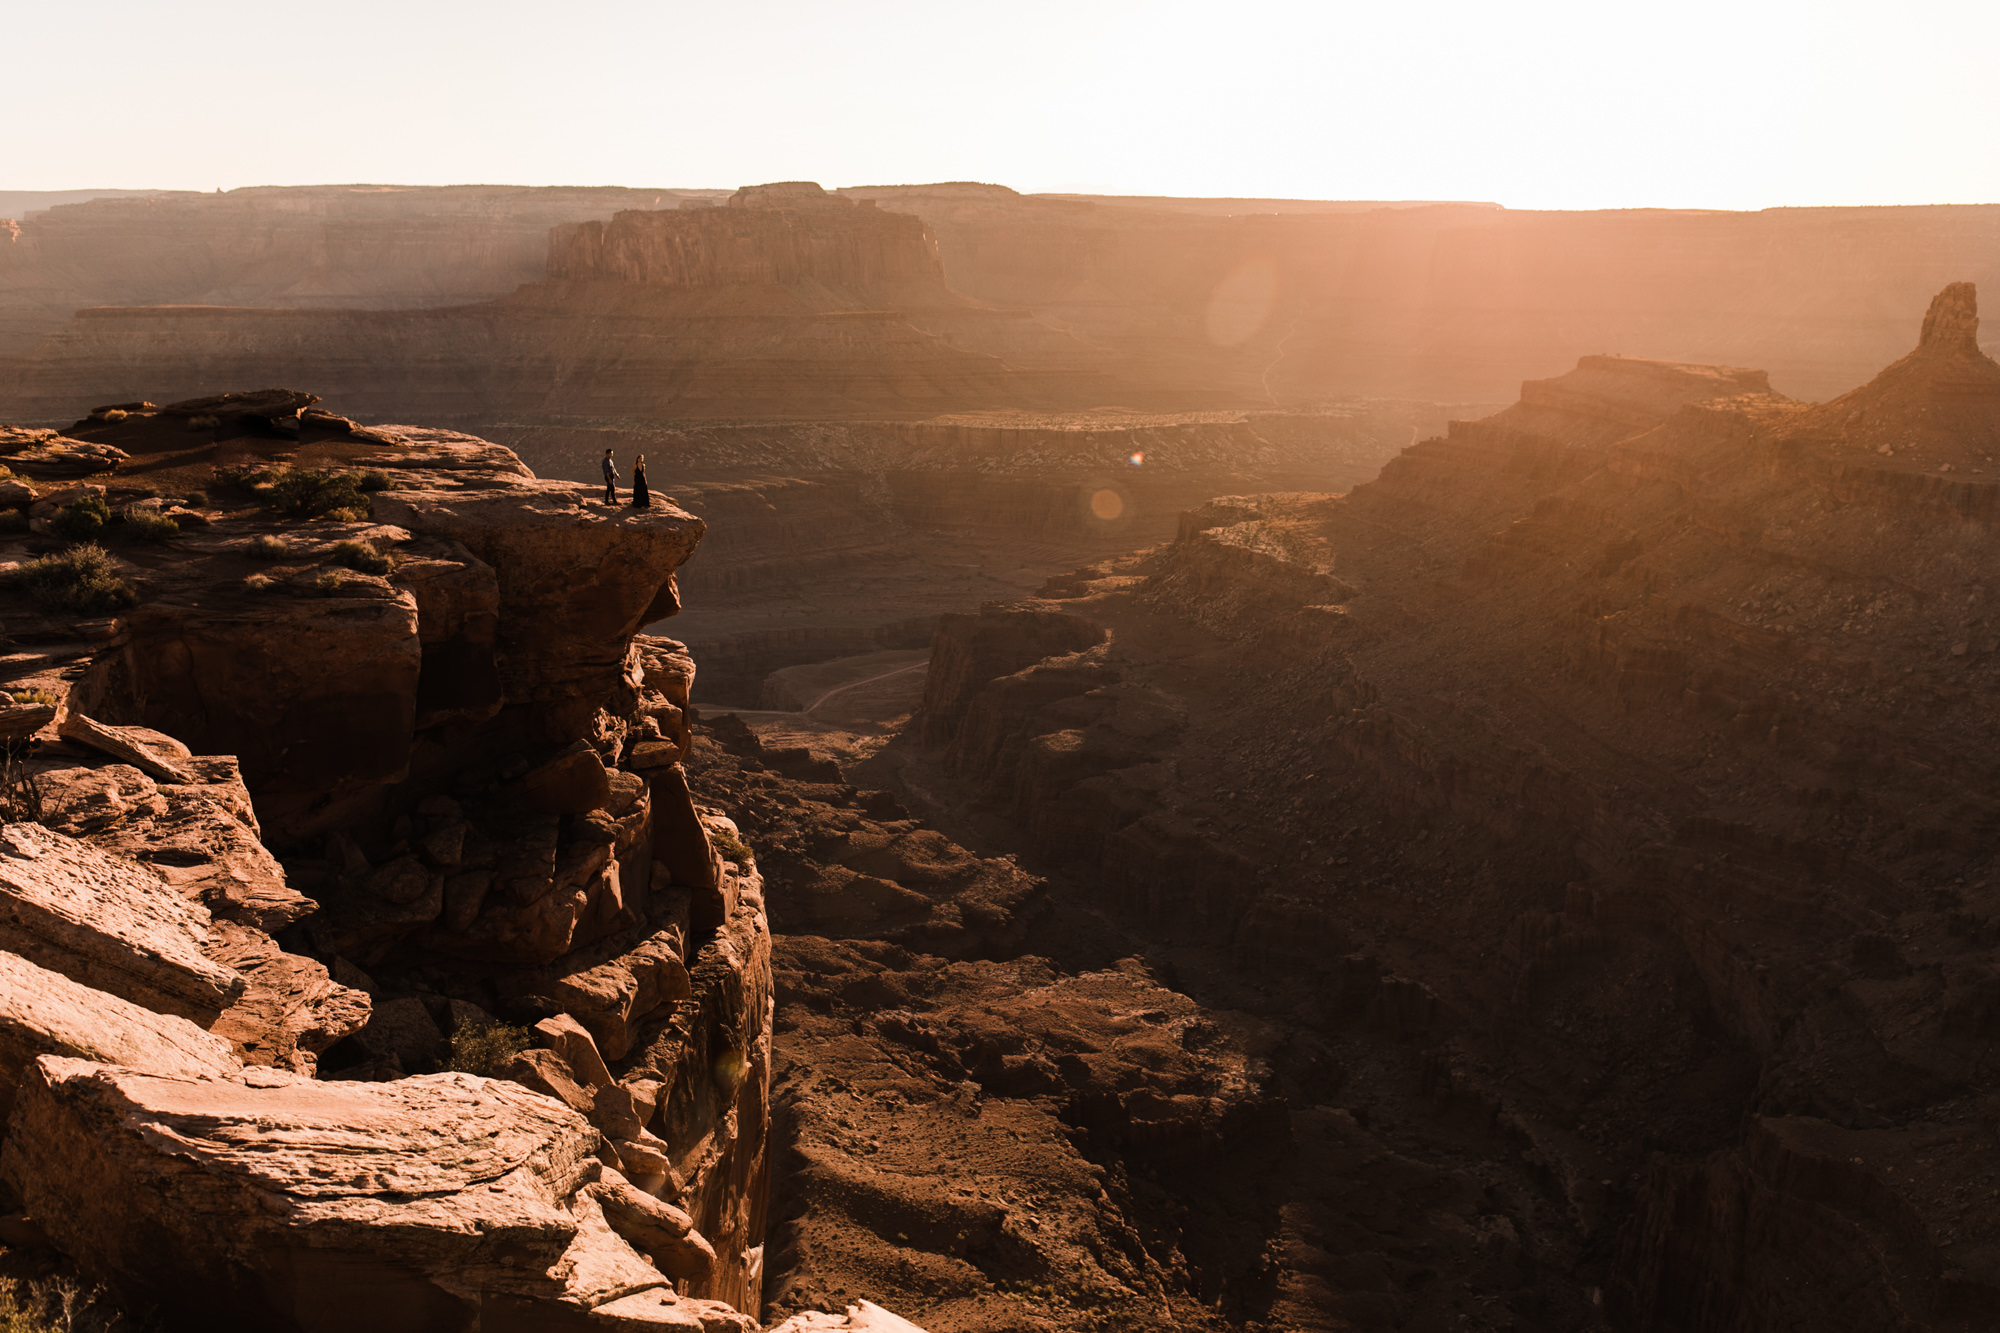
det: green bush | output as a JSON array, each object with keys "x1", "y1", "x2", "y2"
[
  {"x1": 445, "y1": 1022, "x2": 532, "y2": 1078},
  {"x1": 213, "y1": 466, "x2": 370, "y2": 520},
  {"x1": 119, "y1": 509, "x2": 179, "y2": 543},
  {"x1": 329, "y1": 540, "x2": 392, "y2": 575},
  {"x1": 16, "y1": 544, "x2": 134, "y2": 614},
  {"x1": 357, "y1": 469, "x2": 397, "y2": 492},
  {"x1": 246, "y1": 534, "x2": 292, "y2": 561},
  {"x1": 50, "y1": 495, "x2": 110, "y2": 541},
  {"x1": 263, "y1": 468, "x2": 369, "y2": 520}
]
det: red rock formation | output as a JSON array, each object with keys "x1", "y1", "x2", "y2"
[
  {"x1": 896, "y1": 286, "x2": 2000, "y2": 1328},
  {"x1": 0, "y1": 398, "x2": 785, "y2": 1327},
  {"x1": 0, "y1": 184, "x2": 726, "y2": 355}
]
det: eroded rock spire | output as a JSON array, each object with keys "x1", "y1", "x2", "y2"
[{"x1": 1919, "y1": 281, "x2": 1979, "y2": 354}]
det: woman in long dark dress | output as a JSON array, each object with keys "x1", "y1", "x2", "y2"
[{"x1": 630, "y1": 454, "x2": 650, "y2": 509}]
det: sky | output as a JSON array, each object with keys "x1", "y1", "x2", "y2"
[{"x1": 9, "y1": 0, "x2": 2000, "y2": 211}]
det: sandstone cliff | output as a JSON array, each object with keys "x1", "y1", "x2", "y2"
[
  {"x1": 10, "y1": 184, "x2": 2000, "y2": 426},
  {"x1": 0, "y1": 184, "x2": 1108, "y2": 424},
  {"x1": 884, "y1": 287, "x2": 2000, "y2": 1329},
  {"x1": 0, "y1": 184, "x2": 727, "y2": 356},
  {"x1": 0, "y1": 396, "x2": 813, "y2": 1328}
]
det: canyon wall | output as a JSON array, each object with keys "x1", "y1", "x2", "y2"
[
  {"x1": 848, "y1": 187, "x2": 2000, "y2": 403},
  {"x1": 0, "y1": 400, "x2": 795, "y2": 1328},
  {"x1": 889, "y1": 288, "x2": 2000, "y2": 1329},
  {"x1": 0, "y1": 184, "x2": 725, "y2": 355},
  {"x1": 0, "y1": 185, "x2": 1104, "y2": 423},
  {"x1": 12, "y1": 182, "x2": 2000, "y2": 429}
]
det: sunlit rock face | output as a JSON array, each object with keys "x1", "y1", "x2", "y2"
[{"x1": 0, "y1": 395, "x2": 784, "y2": 1327}]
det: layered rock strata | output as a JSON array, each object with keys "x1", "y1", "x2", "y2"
[
  {"x1": 0, "y1": 184, "x2": 1106, "y2": 423},
  {"x1": 0, "y1": 397, "x2": 792, "y2": 1328},
  {"x1": 884, "y1": 288, "x2": 2000, "y2": 1329}
]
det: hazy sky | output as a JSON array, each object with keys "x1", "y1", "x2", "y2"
[{"x1": 11, "y1": 0, "x2": 1999, "y2": 210}]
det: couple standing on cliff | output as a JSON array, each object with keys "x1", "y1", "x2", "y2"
[{"x1": 601, "y1": 448, "x2": 649, "y2": 509}]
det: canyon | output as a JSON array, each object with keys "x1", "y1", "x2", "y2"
[
  {"x1": 713, "y1": 285, "x2": 2000, "y2": 1330},
  {"x1": 7, "y1": 184, "x2": 2000, "y2": 423},
  {"x1": 0, "y1": 169, "x2": 1997, "y2": 1333}
]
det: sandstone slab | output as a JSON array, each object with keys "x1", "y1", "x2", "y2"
[
  {"x1": 57, "y1": 711, "x2": 195, "y2": 783},
  {"x1": 1, "y1": 1058, "x2": 745, "y2": 1331},
  {"x1": 0, "y1": 823, "x2": 242, "y2": 1022},
  {"x1": 0, "y1": 950, "x2": 237, "y2": 1125}
]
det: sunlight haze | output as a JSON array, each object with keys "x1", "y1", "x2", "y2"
[{"x1": 10, "y1": 0, "x2": 1999, "y2": 208}]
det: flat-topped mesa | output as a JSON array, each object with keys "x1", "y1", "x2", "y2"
[
  {"x1": 546, "y1": 191, "x2": 954, "y2": 304},
  {"x1": 1918, "y1": 280, "x2": 1979, "y2": 355},
  {"x1": 1457, "y1": 354, "x2": 1783, "y2": 452},
  {"x1": 725, "y1": 181, "x2": 850, "y2": 209}
]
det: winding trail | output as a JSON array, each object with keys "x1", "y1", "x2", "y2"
[{"x1": 798, "y1": 660, "x2": 928, "y2": 716}]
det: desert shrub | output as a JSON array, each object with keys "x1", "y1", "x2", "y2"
[
  {"x1": 119, "y1": 509, "x2": 179, "y2": 543},
  {"x1": 15, "y1": 543, "x2": 134, "y2": 614},
  {"x1": 0, "y1": 510, "x2": 27, "y2": 534},
  {"x1": 99, "y1": 409, "x2": 128, "y2": 424},
  {"x1": 243, "y1": 573, "x2": 275, "y2": 592},
  {"x1": 357, "y1": 469, "x2": 397, "y2": 492},
  {"x1": 4, "y1": 689, "x2": 58, "y2": 707},
  {"x1": 187, "y1": 413, "x2": 219, "y2": 431},
  {"x1": 710, "y1": 828, "x2": 751, "y2": 864},
  {"x1": 50, "y1": 495, "x2": 110, "y2": 541},
  {"x1": 181, "y1": 490, "x2": 207, "y2": 506},
  {"x1": 298, "y1": 571, "x2": 347, "y2": 597},
  {"x1": 212, "y1": 466, "x2": 369, "y2": 520},
  {"x1": 329, "y1": 540, "x2": 392, "y2": 575},
  {"x1": 445, "y1": 1021, "x2": 532, "y2": 1078},
  {"x1": 0, "y1": 741, "x2": 63, "y2": 829},
  {"x1": 263, "y1": 468, "x2": 368, "y2": 520},
  {"x1": 212, "y1": 463, "x2": 267, "y2": 491},
  {"x1": 0, "y1": 1272, "x2": 144, "y2": 1332},
  {"x1": 246, "y1": 534, "x2": 291, "y2": 561}
]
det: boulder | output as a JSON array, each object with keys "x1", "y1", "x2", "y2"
[
  {"x1": 57, "y1": 712, "x2": 195, "y2": 784},
  {"x1": 0, "y1": 431, "x2": 127, "y2": 479},
  {"x1": 0, "y1": 950, "x2": 237, "y2": 1125},
  {"x1": 88, "y1": 753, "x2": 316, "y2": 933},
  {"x1": 156, "y1": 388, "x2": 320, "y2": 421},
  {"x1": 536, "y1": 1013, "x2": 614, "y2": 1089},
  {"x1": 767, "y1": 1303, "x2": 930, "y2": 1333},
  {"x1": 530, "y1": 929, "x2": 693, "y2": 1062},
  {"x1": 520, "y1": 741, "x2": 613, "y2": 816},
  {"x1": 0, "y1": 823, "x2": 243, "y2": 1023},
  {"x1": 0, "y1": 703, "x2": 55, "y2": 741},
  {"x1": 204, "y1": 921, "x2": 371, "y2": 1074},
  {"x1": 0, "y1": 1058, "x2": 749, "y2": 1331},
  {"x1": 503, "y1": 1047, "x2": 598, "y2": 1116},
  {"x1": 352, "y1": 995, "x2": 448, "y2": 1072}
]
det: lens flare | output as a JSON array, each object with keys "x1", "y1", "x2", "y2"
[
  {"x1": 1128, "y1": 451, "x2": 1144, "y2": 466},
  {"x1": 1090, "y1": 489, "x2": 1124, "y2": 521},
  {"x1": 1204, "y1": 256, "x2": 1280, "y2": 347}
]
